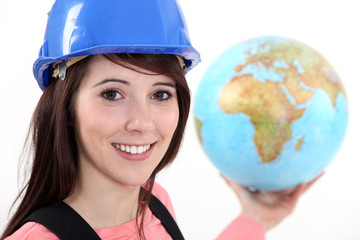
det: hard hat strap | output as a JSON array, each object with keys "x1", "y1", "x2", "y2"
[
  {"x1": 52, "y1": 55, "x2": 186, "y2": 81},
  {"x1": 52, "y1": 55, "x2": 89, "y2": 80},
  {"x1": 176, "y1": 56, "x2": 186, "y2": 70}
]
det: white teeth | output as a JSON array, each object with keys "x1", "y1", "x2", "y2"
[
  {"x1": 138, "y1": 146, "x2": 144, "y2": 154},
  {"x1": 130, "y1": 146, "x2": 137, "y2": 154},
  {"x1": 114, "y1": 143, "x2": 151, "y2": 155}
]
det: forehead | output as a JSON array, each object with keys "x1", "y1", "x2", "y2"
[
  {"x1": 81, "y1": 55, "x2": 174, "y2": 86},
  {"x1": 87, "y1": 54, "x2": 154, "y2": 75}
]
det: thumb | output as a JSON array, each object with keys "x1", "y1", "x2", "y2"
[{"x1": 220, "y1": 174, "x2": 251, "y2": 201}]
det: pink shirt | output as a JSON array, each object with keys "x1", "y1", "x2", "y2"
[{"x1": 6, "y1": 183, "x2": 265, "y2": 240}]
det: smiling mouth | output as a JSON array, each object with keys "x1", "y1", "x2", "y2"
[{"x1": 112, "y1": 143, "x2": 152, "y2": 154}]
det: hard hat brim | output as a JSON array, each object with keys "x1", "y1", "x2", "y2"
[{"x1": 34, "y1": 44, "x2": 201, "y2": 91}]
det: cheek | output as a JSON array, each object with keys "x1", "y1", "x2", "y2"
[
  {"x1": 158, "y1": 108, "x2": 179, "y2": 138},
  {"x1": 75, "y1": 102, "x2": 119, "y2": 142},
  {"x1": 86, "y1": 112, "x2": 123, "y2": 136}
]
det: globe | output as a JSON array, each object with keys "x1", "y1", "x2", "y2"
[{"x1": 194, "y1": 36, "x2": 348, "y2": 190}]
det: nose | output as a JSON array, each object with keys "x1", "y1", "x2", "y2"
[{"x1": 124, "y1": 99, "x2": 156, "y2": 133}]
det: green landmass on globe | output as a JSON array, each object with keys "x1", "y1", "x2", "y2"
[
  {"x1": 218, "y1": 39, "x2": 345, "y2": 163},
  {"x1": 194, "y1": 36, "x2": 348, "y2": 190}
]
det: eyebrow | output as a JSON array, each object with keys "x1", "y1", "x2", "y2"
[
  {"x1": 92, "y1": 78, "x2": 176, "y2": 89},
  {"x1": 153, "y1": 82, "x2": 176, "y2": 89},
  {"x1": 93, "y1": 79, "x2": 129, "y2": 88}
]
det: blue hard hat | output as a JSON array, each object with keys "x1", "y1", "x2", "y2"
[{"x1": 34, "y1": 0, "x2": 201, "y2": 91}]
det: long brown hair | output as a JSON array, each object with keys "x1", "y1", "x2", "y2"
[{"x1": 1, "y1": 53, "x2": 190, "y2": 239}]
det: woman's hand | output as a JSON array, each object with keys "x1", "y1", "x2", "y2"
[{"x1": 221, "y1": 173, "x2": 323, "y2": 231}]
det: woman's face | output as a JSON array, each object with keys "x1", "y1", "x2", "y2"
[{"x1": 73, "y1": 55, "x2": 179, "y2": 188}]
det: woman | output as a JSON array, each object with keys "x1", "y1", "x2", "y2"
[{"x1": 1, "y1": 0, "x2": 319, "y2": 239}]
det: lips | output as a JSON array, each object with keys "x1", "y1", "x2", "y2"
[
  {"x1": 112, "y1": 143, "x2": 151, "y2": 154},
  {"x1": 112, "y1": 143, "x2": 154, "y2": 161}
]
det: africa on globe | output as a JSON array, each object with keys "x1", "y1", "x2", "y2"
[{"x1": 194, "y1": 36, "x2": 348, "y2": 190}]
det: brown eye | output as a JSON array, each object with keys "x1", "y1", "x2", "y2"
[
  {"x1": 102, "y1": 90, "x2": 122, "y2": 101},
  {"x1": 152, "y1": 91, "x2": 171, "y2": 101}
]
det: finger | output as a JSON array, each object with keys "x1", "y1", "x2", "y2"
[
  {"x1": 220, "y1": 174, "x2": 252, "y2": 200},
  {"x1": 290, "y1": 183, "x2": 306, "y2": 198},
  {"x1": 220, "y1": 174, "x2": 233, "y2": 187},
  {"x1": 301, "y1": 172, "x2": 325, "y2": 194},
  {"x1": 277, "y1": 187, "x2": 297, "y2": 195},
  {"x1": 222, "y1": 176, "x2": 246, "y2": 192},
  {"x1": 280, "y1": 172, "x2": 325, "y2": 199},
  {"x1": 286, "y1": 183, "x2": 306, "y2": 208},
  {"x1": 220, "y1": 174, "x2": 237, "y2": 190}
]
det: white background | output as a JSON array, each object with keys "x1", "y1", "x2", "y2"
[{"x1": 0, "y1": 0, "x2": 359, "y2": 239}]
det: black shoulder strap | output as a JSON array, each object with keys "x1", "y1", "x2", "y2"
[
  {"x1": 22, "y1": 196, "x2": 184, "y2": 240},
  {"x1": 23, "y1": 202, "x2": 101, "y2": 240},
  {"x1": 149, "y1": 194, "x2": 185, "y2": 240}
]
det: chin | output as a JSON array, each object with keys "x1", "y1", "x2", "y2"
[{"x1": 118, "y1": 174, "x2": 153, "y2": 188}]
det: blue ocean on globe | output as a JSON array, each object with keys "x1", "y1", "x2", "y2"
[{"x1": 194, "y1": 36, "x2": 348, "y2": 190}]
